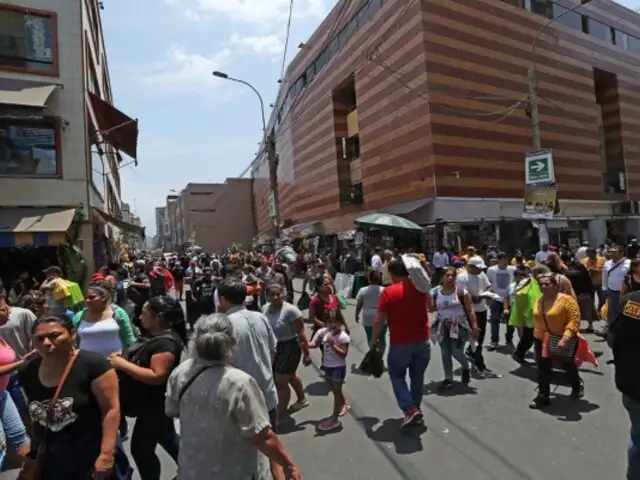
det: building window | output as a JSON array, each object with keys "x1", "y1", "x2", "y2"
[
  {"x1": 91, "y1": 150, "x2": 105, "y2": 199},
  {"x1": 528, "y1": 0, "x2": 552, "y2": 18},
  {"x1": 628, "y1": 35, "x2": 640, "y2": 53},
  {"x1": 0, "y1": 6, "x2": 57, "y2": 75},
  {"x1": 613, "y1": 29, "x2": 628, "y2": 49},
  {"x1": 0, "y1": 120, "x2": 59, "y2": 176},
  {"x1": 552, "y1": 4, "x2": 582, "y2": 31},
  {"x1": 586, "y1": 17, "x2": 612, "y2": 43}
]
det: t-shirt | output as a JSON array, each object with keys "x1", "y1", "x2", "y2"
[
  {"x1": 78, "y1": 318, "x2": 122, "y2": 358},
  {"x1": 121, "y1": 332, "x2": 183, "y2": 411},
  {"x1": 309, "y1": 294, "x2": 339, "y2": 326},
  {"x1": 377, "y1": 279, "x2": 430, "y2": 345},
  {"x1": 312, "y1": 327, "x2": 350, "y2": 368},
  {"x1": 18, "y1": 350, "x2": 110, "y2": 473},
  {"x1": 0, "y1": 342, "x2": 15, "y2": 392},
  {"x1": 262, "y1": 302, "x2": 302, "y2": 342},
  {"x1": 486, "y1": 265, "x2": 516, "y2": 302},
  {"x1": 356, "y1": 285, "x2": 384, "y2": 326},
  {"x1": 457, "y1": 271, "x2": 491, "y2": 312},
  {"x1": 128, "y1": 273, "x2": 150, "y2": 306},
  {"x1": 535, "y1": 251, "x2": 551, "y2": 263},
  {"x1": 0, "y1": 306, "x2": 36, "y2": 358},
  {"x1": 170, "y1": 265, "x2": 185, "y2": 281}
]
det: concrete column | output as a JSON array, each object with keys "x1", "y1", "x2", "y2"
[{"x1": 587, "y1": 219, "x2": 606, "y2": 246}]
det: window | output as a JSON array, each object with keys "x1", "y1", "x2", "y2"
[
  {"x1": 342, "y1": 135, "x2": 360, "y2": 161},
  {"x1": 528, "y1": 0, "x2": 552, "y2": 18},
  {"x1": 0, "y1": 120, "x2": 59, "y2": 176},
  {"x1": 91, "y1": 150, "x2": 105, "y2": 199},
  {"x1": 552, "y1": 4, "x2": 582, "y2": 31},
  {"x1": 628, "y1": 35, "x2": 640, "y2": 53},
  {"x1": 587, "y1": 17, "x2": 612, "y2": 42},
  {"x1": 0, "y1": 6, "x2": 57, "y2": 75},
  {"x1": 614, "y1": 29, "x2": 628, "y2": 49}
]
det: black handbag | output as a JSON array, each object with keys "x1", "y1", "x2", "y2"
[
  {"x1": 539, "y1": 298, "x2": 578, "y2": 360},
  {"x1": 297, "y1": 292, "x2": 311, "y2": 310},
  {"x1": 358, "y1": 347, "x2": 384, "y2": 378}
]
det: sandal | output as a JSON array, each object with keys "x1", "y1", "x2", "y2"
[
  {"x1": 288, "y1": 399, "x2": 310, "y2": 412},
  {"x1": 317, "y1": 419, "x2": 341, "y2": 431},
  {"x1": 339, "y1": 404, "x2": 351, "y2": 417}
]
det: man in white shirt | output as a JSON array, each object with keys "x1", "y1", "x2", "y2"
[
  {"x1": 602, "y1": 245, "x2": 631, "y2": 334},
  {"x1": 485, "y1": 253, "x2": 516, "y2": 350},
  {"x1": 457, "y1": 256, "x2": 491, "y2": 372},
  {"x1": 371, "y1": 248, "x2": 383, "y2": 271},
  {"x1": 534, "y1": 244, "x2": 551, "y2": 264},
  {"x1": 431, "y1": 245, "x2": 449, "y2": 285}
]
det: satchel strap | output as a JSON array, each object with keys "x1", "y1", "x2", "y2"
[
  {"x1": 48, "y1": 352, "x2": 78, "y2": 422},
  {"x1": 178, "y1": 365, "x2": 216, "y2": 402}
]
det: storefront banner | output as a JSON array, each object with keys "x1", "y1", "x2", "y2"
[
  {"x1": 522, "y1": 186, "x2": 557, "y2": 220},
  {"x1": 334, "y1": 273, "x2": 355, "y2": 299}
]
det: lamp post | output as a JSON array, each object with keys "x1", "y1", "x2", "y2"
[
  {"x1": 212, "y1": 70, "x2": 280, "y2": 239},
  {"x1": 528, "y1": 0, "x2": 592, "y2": 149}
]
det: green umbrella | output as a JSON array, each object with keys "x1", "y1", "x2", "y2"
[{"x1": 355, "y1": 213, "x2": 423, "y2": 231}]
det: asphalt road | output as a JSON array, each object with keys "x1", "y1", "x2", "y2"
[{"x1": 2, "y1": 283, "x2": 630, "y2": 480}]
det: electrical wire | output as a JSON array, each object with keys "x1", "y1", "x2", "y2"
[{"x1": 280, "y1": 0, "x2": 295, "y2": 82}]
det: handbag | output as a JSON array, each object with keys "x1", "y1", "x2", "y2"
[
  {"x1": 539, "y1": 298, "x2": 578, "y2": 360},
  {"x1": 18, "y1": 353, "x2": 78, "y2": 480},
  {"x1": 297, "y1": 292, "x2": 311, "y2": 311}
]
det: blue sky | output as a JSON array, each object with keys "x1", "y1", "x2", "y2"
[
  {"x1": 101, "y1": 0, "x2": 639, "y2": 234},
  {"x1": 100, "y1": 0, "x2": 339, "y2": 234}
]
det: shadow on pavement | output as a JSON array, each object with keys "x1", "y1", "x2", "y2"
[
  {"x1": 304, "y1": 380, "x2": 330, "y2": 396},
  {"x1": 423, "y1": 380, "x2": 478, "y2": 397},
  {"x1": 356, "y1": 416, "x2": 427, "y2": 455},
  {"x1": 537, "y1": 396, "x2": 600, "y2": 422}
]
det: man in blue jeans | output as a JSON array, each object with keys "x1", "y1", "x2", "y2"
[
  {"x1": 610, "y1": 289, "x2": 640, "y2": 479},
  {"x1": 370, "y1": 259, "x2": 431, "y2": 428}
]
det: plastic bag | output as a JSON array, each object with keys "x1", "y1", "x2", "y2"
[
  {"x1": 401, "y1": 254, "x2": 431, "y2": 294},
  {"x1": 337, "y1": 294, "x2": 347, "y2": 310},
  {"x1": 358, "y1": 347, "x2": 384, "y2": 378}
]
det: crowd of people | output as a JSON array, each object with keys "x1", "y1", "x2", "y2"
[{"x1": 0, "y1": 238, "x2": 638, "y2": 479}]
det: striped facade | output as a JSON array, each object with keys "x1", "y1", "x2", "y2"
[{"x1": 252, "y1": 0, "x2": 640, "y2": 237}]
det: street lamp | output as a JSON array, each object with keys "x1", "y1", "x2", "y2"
[
  {"x1": 212, "y1": 70, "x2": 280, "y2": 239},
  {"x1": 528, "y1": 0, "x2": 592, "y2": 149}
]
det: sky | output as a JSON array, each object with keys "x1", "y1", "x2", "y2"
[
  {"x1": 101, "y1": 0, "x2": 640, "y2": 235},
  {"x1": 100, "y1": 0, "x2": 339, "y2": 235}
]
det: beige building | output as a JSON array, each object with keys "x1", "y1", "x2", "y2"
[
  {"x1": 165, "y1": 179, "x2": 255, "y2": 252},
  {"x1": 0, "y1": 0, "x2": 140, "y2": 277}
]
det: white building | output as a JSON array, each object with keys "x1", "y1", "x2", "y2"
[{"x1": 0, "y1": 0, "x2": 140, "y2": 280}]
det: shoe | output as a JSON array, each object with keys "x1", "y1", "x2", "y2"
[
  {"x1": 570, "y1": 379, "x2": 585, "y2": 399},
  {"x1": 437, "y1": 379, "x2": 453, "y2": 392},
  {"x1": 401, "y1": 408, "x2": 423, "y2": 428},
  {"x1": 529, "y1": 395, "x2": 551, "y2": 409},
  {"x1": 487, "y1": 342, "x2": 498, "y2": 351},
  {"x1": 504, "y1": 340, "x2": 515, "y2": 349},
  {"x1": 512, "y1": 352, "x2": 525, "y2": 364},
  {"x1": 461, "y1": 369, "x2": 471, "y2": 385}
]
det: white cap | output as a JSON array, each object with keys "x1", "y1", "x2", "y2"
[{"x1": 468, "y1": 256, "x2": 487, "y2": 269}]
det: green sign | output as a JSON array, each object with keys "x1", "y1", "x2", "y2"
[{"x1": 525, "y1": 150, "x2": 555, "y2": 185}]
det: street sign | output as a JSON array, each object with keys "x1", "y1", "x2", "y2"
[
  {"x1": 525, "y1": 149, "x2": 555, "y2": 185},
  {"x1": 267, "y1": 191, "x2": 277, "y2": 218}
]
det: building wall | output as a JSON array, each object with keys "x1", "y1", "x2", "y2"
[
  {"x1": 424, "y1": 0, "x2": 640, "y2": 199},
  {"x1": 253, "y1": 0, "x2": 640, "y2": 234}
]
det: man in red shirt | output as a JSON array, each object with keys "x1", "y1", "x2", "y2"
[{"x1": 370, "y1": 259, "x2": 431, "y2": 428}]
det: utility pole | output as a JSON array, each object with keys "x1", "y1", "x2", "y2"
[
  {"x1": 267, "y1": 134, "x2": 281, "y2": 240},
  {"x1": 528, "y1": 0, "x2": 591, "y2": 149}
]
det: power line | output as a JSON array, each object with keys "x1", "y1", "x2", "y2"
[{"x1": 280, "y1": 0, "x2": 295, "y2": 82}]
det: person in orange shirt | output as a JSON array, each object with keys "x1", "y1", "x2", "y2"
[
  {"x1": 530, "y1": 273, "x2": 583, "y2": 410},
  {"x1": 581, "y1": 247, "x2": 606, "y2": 312}
]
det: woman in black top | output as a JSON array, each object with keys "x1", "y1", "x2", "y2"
[
  {"x1": 621, "y1": 258, "x2": 640, "y2": 297},
  {"x1": 109, "y1": 295, "x2": 186, "y2": 480},
  {"x1": 19, "y1": 315, "x2": 123, "y2": 479}
]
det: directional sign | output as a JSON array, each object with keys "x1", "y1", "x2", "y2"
[{"x1": 525, "y1": 149, "x2": 555, "y2": 185}]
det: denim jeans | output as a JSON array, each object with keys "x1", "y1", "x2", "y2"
[
  {"x1": 0, "y1": 390, "x2": 28, "y2": 470},
  {"x1": 6, "y1": 373, "x2": 26, "y2": 415},
  {"x1": 489, "y1": 300, "x2": 514, "y2": 344},
  {"x1": 387, "y1": 341, "x2": 431, "y2": 412},
  {"x1": 131, "y1": 408, "x2": 179, "y2": 480},
  {"x1": 623, "y1": 394, "x2": 640, "y2": 480},
  {"x1": 440, "y1": 329, "x2": 469, "y2": 381}
]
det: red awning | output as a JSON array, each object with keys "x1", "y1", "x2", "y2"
[{"x1": 88, "y1": 92, "x2": 139, "y2": 160}]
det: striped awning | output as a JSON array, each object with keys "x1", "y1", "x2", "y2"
[{"x1": 0, "y1": 207, "x2": 76, "y2": 247}]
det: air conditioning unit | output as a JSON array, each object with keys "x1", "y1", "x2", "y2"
[{"x1": 613, "y1": 201, "x2": 639, "y2": 215}]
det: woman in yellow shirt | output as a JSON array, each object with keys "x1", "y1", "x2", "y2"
[{"x1": 530, "y1": 273, "x2": 583, "y2": 410}]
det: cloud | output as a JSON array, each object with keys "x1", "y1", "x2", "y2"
[
  {"x1": 142, "y1": 44, "x2": 231, "y2": 90},
  {"x1": 166, "y1": 0, "x2": 336, "y2": 24},
  {"x1": 229, "y1": 34, "x2": 284, "y2": 55}
]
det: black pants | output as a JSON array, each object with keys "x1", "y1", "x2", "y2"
[
  {"x1": 533, "y1": 339, "x2": 581, "y2": 398},
  {"x1": 472, "y1": 310, "x2": 488, "y2": 371},
  {"x1": 131, "y1": 409, "x2": 180, "y2": 480},
  {"x1": 515, "y1": 327, "x2": 535, "y2": 361}
]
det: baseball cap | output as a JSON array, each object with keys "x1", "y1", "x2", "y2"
[{"x1": 468, "y1": 256, "x2": 487, "y2": 269}]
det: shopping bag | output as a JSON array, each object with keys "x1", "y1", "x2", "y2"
[
  {"x1": 297, "y1": 292, "x2": 311, "y2": 310},
  {"x1": 337, "y1": 294, "x2": 347, "y2": 310},
  {"x1": 358, "y1": 347, "x2": 384, "y2": 378},
  {"x1": 401, "y1": 254, "x2": 431, "y2": 294}
]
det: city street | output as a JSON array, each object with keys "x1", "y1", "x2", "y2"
[{"x1": 3, "y1": 286, "x2": 629, "y2": 480}]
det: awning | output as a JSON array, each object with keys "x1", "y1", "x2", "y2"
[
  {"x1": 381, "y1": 199, "x2": 432, "y2": 216},
  {"x1": 0, "y1": 207, "x2": 76, "y2": 247},
  {"x1": 0, "y1": 77, "x2": 60, "y2": 110},
  {"x1": 88, "y1": 92, "x2": 139, "y2": 160},
  {"x1": 92, "y1": 207, "x2": 145, "y2": 237},
  {"x1": 282, "y1": 221, "x2": 324, "y2": 238}
]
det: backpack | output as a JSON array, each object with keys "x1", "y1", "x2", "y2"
[{"x1": 118, "y1": 333, "x2": 181, "y2": 417}]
